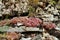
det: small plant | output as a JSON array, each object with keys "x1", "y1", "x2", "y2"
[
  {"x1": 49, "y1": 0, "x2": 58, "y2": 6},
  {"x1": 29, "y1": 6, "x2": 35, "y2": 12},
  {"x1": 28, "y1": 0, "x2": 39, "y2": 5},
  {"x1": 28, "y1": 6, "x2": 35, "y2": 17}
]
